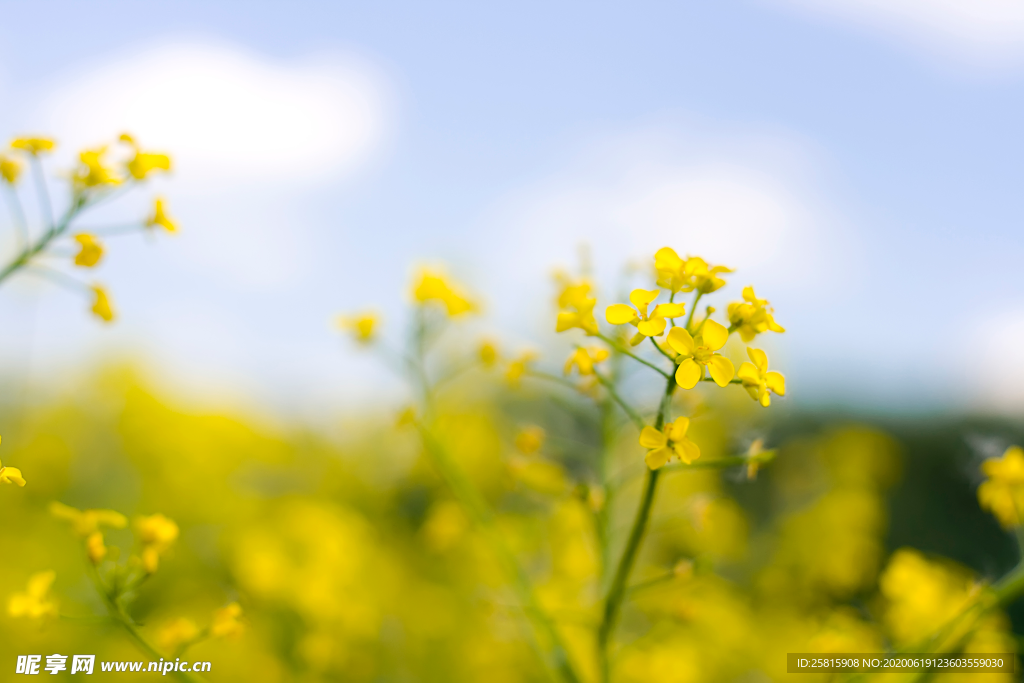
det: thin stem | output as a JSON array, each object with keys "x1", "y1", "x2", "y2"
[
  {"x1": 648, "y1": 336, "x2": 676, "y2": 364},
  {"x1": 660, "y1": 451, "x2": 776, "y2": 474},
  {"x1": 595, "y1": 333, "x2": 670, "y2": 379},
  {"x1": 597, "y1": 372, "x2": 676, "y2": 681},
  {"x1": 525, "y1": 369, "x2": 583, "y2": 392},
  {"x1": 592, "y1": 372, "x2": 644, "y2": 430},
  {"x1": 701, "y1": 377, "x2": 743, "y2": 385},
  {"x1": 72, "y1": 223, "x2": 146, "y2": 236},
  {"x1": 684, "y1": 292, "x2": 703, "y2": 331},
  {"x1": 416, "y1": 425, "x2": 581, "y2": 683},
  {"x1": 3, "y1": 184, "x2": 30, "y2": 247},
  {"x1": 0, "y1": 194, "x2": 85, "y2": 286}
]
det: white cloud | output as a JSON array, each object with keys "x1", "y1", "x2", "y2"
[
  {"x1": 770, "y1": 0, "x2": 1024, "y2": 69},
  {"x1": 477, "y1": 124, "x2": 852, "y2": 306},
  {"x1": 38, "y1": 40, "x2": 390, "y2": 188},
  {"x1": 968, "y1": 309, "x2": 1024, "y2": 412}
]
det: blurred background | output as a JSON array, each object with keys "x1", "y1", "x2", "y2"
[{"x1": 1, "y1": 1, "x2": 1023, "y2": 681}]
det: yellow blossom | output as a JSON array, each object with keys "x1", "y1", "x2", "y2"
[
  {"x1": 737, "y1": 347, "x2": 786, "y2": 407},
  {"x1": 564, "y1": 345, "x2": 609, "y2": 376},
  {"x1": 146, "y1": 197, "x2": 177, "y2": 233},
  {"x1": 727, "y1": 286, "x2": 785, "y2": 342},
  {"x1": 509, "y1": 457, "x2": 569, "y2": 496},
  {"x1": 50, "y1": 502, "x2": 127, "y2": 536},
  {"x1": 396, "y1": 406, "x2": 417, "y2": 428},
  {"x1": 90, "y1": 285, "x2": 115, "y2": 322},
  {"x1": 555, "y1": 276, "x2": 599, "y2": 335},
  {"x1": 158, "y1": 617, "x2": 199, "y2": 651},
  {"x1": 72, "y1": 147, "x2": 121, "y2": 190},
  {"x1": 11, "y1": 137, "x2": 55, "y2": 155},
  {"x1": 478, "y1": 339, "x2": 499, "y2": 367},
  {"x1": 135, "y1": 514, "x2": 179, "y2": 573},
  {"x1": 73, "y1": 234, "x2": 104, "y2": 267},
  {"x1": 7, "y1": 571, "x2": 58, "y2": 620},
  {"x1": 514, "y1": 426, "x2": 545, "y2": 455},
  {"x1": 412, "y1": 270, "x2": 475, "y2": 316},
  {"x1": 85, "y1": 531, "x2": 107, "y2": 564},
  {"x1": 639, "y1": 417, "x2": 700, "y2": 469},
  {"x1": 505, "y1": 350, "x2": 537, "y2": 387},
  {"x1": 337, "y1": 311, "x2": 379, "y2": 343},
  {"x1": 0, "y1": 154, "x2": 21, "y2": 183},
  {"x1": 605, "y1": 288, "x2": 686, "y2": 346},
  {"x1": 0, "y1": 437, "x2": 26, "y2": 487},
  {"x1": 978, "y1": 446, "x2": 1024, "y2": 528},
  {"x1": 666, "y1": 320, "x2": 735, "y2": 388},
  {"x1": 654, "y1": 248, "x2": 732, "y2": 294},
  {"x1": 210, "y1": 602, "x2": 245, "y2": 638}
]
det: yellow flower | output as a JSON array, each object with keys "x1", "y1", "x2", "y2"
[
  {"x1": 555, "y1": 277, "x2": 599, "y2": 335},
  {"x1": 978, "y1": 446, "x2": 1024, "y2": 528},
  {"x1": 72, "y1": 147, "x2": 121, "y2": 190},
  {"x1": 505, "y1": 350, "x2": 538, "y2": 387},
  {"x1": 158, "y1": 617, "x2": 199, "y2": 651},
  {"x1": 396, "y1": 406, "x2": 417, "y2": 428},
  {"x1": 85, "y1": 531, "x2": 107, "y2": 564},
  {"x1": 90, "y1": 285, "x2": 115, "y2": 322},
  {"x1": 727, "y1": 286, "x2": 785, "y2": 342},
  {"x1": 514, "y1": 426, "x2": 545, "y2": 455},
  {"x1": 135, "y1": 514, "x2": 179, "y2": 573},
  {"x1": 509, "y1": 457, "x2": 569, "y2": 496},
  {"x1": 0, "y1": 154, "x2": 22, "y2": 184},
  {"x1": 11, "y1": 137, "x2": 56, "y2": 155},
  {"x1": 665, "y1": 320, "x2": 735, "y2": 388},
  {"x1": 336, "y1": 312, "x2": 379, "y2": 343},
  {"x1": 0, "y1": 441, "x2": 26, "y2": 487},
  {"x1": 564, "y1": 346, "x2": 609, "y2": 376},
  {"x1": 7, "y1": 571, "x2": 58, "y2": 620},
  {"x1": 73, "y1": 234, "x2": 104, "y2": 267},
  {"x1": 639, "y1": 417, "x2": 700, "y2": 469},
  {"x1": 654, "y1": 248, "x2": 732, "y2": 294},
  {"x1": 146, "y1": 197, "x2": 177, "y2": 233},
  {"x1": 210, "y1": 602, "x2": 245, "y2": 638},
  {"x1": 412, "y1": 270, "x2": 475, "y2": 316},
  {"x1": 605, "y1": 288, "x2": 686, "y2": 346},
  {"x1": 50, "y1": 502, "x2": 127, "y2": 536},
  {"x1": 478, "y1": 339, "x2": 499, "y2": 367},
  {"x1": 736, "y1": 347, "x2": 786, "y2": 407}
]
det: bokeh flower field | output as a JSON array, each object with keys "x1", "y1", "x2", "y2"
[{"x1": 2, "y1": 135, "x2": 1024, "y2": 682}]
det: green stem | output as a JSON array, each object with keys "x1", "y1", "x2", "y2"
[
  {"x1": 592, "y1": 372, "x2": 645, "y2": 430},
  {"x1": 700, "y1": 377, "x2": 743, "y2": 385},
  {"x1": 597, "y1": 373, "x2": 676, "y2": 681},
  {"x1": 85, "y1": 563, "x2": 204, "y2": 683},
  {"x1": 0, "y1": 195, "x2": 85, "y2": 286},
  {"x1": 648, "y1": 336, "x2": 676, "y2": 364},
  {"x1": 416, "y1": 426, "x2": 581, "y2": 683},
  {"x1": 660, "y1": 451, "x2": 776, "y2": 473},
  {"x1": 596, "y1": 333, "x2": 670, "y2": 379},
  {"x1": 684, "y1": 292, "x2": 703, "y2": 331}
]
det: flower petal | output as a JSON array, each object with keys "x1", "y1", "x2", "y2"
[
  {"x1": 702, "y1": 319, "x2": 730, "y2": 351},
  {"x1": 759, "y1": 392, "x2": 771, "y2": 407},
  {"x1": 637, "y1": 317, "x2": 667, "y2": 337},
  {"x1": 668, "y1": 416, "x2": 690, "y2": 441},
  {"x1": 639, "y1": 426, "x2": 667, "y2": 449},
  {"x1": 675, "y1": 358, "x2": 703, "y2": 389},
  {"x1": 737, "y1": 361, "x2": 759, "y2": 383},
  {"x1": 629, "y1": 288, "x2": 661, "y2": 310},
  {"x1": 708, "y1": 354, "x2": 736, "y2": 387},
  {"x1": 652, "y1": 303, "x2": 686, "y2": 319},
  {"x1": 645, "y1": 446, "x2": 672, "y2": 470},
  {"x1": 765, "y1": 371, "x2": 786, "y2": 396},
  {"x1": 606, "y1": 304, "x2": 637, "y2": 325},
  {"x1": 666, "y1": 327, "x2": 695, "y2": 355},
  {"x1": 674, "y1": 439, "x2": 700, "y2": 464},
  {"x1": 746, "y1": 347, "x2": 768, "y2": 372}
]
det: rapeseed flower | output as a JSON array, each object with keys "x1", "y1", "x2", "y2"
[
  {"x1": 666, "y1": 320, "x2": 735, "y2": 388},
  {"x1": 91, "y1": 285, "x2": 115, "y2": 322},
  {"x1": 555, "y1": 277, "x2": 599, "y2": 335},
  {"x1": 0, "y1": 436, "x2": 25, "y2": 487},
  {"x1": 564, "y1": 346, "x2": 609, "y2": 376},
  {"x1": 0, "y1": 154, "x2": 21, "y2": 183},
  {"x1": 978, "y1": 446, "x2": 1024, "y2": 528},
  {"x1": 514, "y1": 426, "x2": 545, "y2": 455},
  {"x1": 413, "y1": 270, "x2": 474, "y2": 316},
  {"x1": 120, "y1": 135, "x2": 172, "y2": 180},
  {"x1": 210, "y1": 602, "x2": 244, "y2": 638},
  {"x1": 135, "y1": 514, "x2": 179, "y2": 573},
  {"x1": 478, "y1": 339, "x2": 499, "y2": 367},
  {"x1": 50, "y1": 502, "x2": 127, "y2": 536},
  {"x1": 158, "y1": 617, "x2": 199, "y2": 651},
  {"x1": 7, "y1": 571, "x2": 58, "y2": 620},
  {"x1": 654, "y1": 248, "x2": 732, "y2": 294},
  {"x1": 337, "y1": 312, "x2": 379, "y2": 343},
  {"x1": 73, "y1": 234, "x2": 104, "y2": 267},
  {"x1": 728, "y1": 286, "x2": 785, "y2": 342},
  {"x1": 11, "y1": 137, "x2": 55, "y2": 155},
  {"x1": 606, "y1": 288, "x2": 685, "y2": 345},
  {"x1": 639, "y1": 417, "x2": 700, "y2": 469},
  {"x1": 146, "y1": 197, "x2": 177, "y2": 233},
  {"x1": 505, "y1": 350, "x2": 537, "y2": 387},
  {"x1": 72, "y1": 147, "x2": 121, "y2": 191},
  {"x1": 737, "y1": 348, "x2": 785, "y2": 407}
]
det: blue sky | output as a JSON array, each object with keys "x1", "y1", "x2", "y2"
[{"x1": 0, "y1": 0, "x2": 1021, "y2": 417}]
